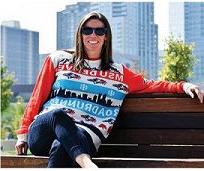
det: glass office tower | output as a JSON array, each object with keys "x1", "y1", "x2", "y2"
[{"x1": 1, "y1": 21, "x2": 39, "y2": 84}]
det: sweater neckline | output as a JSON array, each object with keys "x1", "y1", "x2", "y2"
[{"x1": 84, "y1": 59, "x2": 101, "y2": 69}]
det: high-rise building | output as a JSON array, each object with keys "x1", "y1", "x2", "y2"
[
  {"x1": 57, "y1": 2, "x2": 158, "y2": 79},
  {"x1": 39, "y1": 53, "x2": 49, "y2": 69},
  {"x1": 169, "y1": 2, "x2": 204, "y2": 83},
  {"x1": 57, "y1": 2, "x2": 90, "y2": 50},
  {"x1": 1, "y1": 20, "x2": 21, "y2": 28},
  {"x1": 169, "y1": 3, "x2": 185, "y2": 39},
  {"x1": 0, "y1": 21, "x2": 39, "y2": 84}
]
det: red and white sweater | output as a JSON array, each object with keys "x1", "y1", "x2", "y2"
[{"x1": 16, "y1": 50, "x2": 185, "y2": 149}]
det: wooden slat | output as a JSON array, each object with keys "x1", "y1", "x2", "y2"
[
  {"x1": 127, "y1": 93, "x2": 189, "y2": 98},
  {"x1": 98, "y1": 145, "x2": 204, "y2": 158},
  {"x1": 94, "y1": 158, "x2": 204, "y2": 168},
  {"x1": 2, "y1": 155, "x2": 204, "y2": 168},
  {"x1": 115, "y1": 112, "x2": 204, "y2": 128},
  {"x1": 1, "y1": 155, "x2": 48, "y2": 168},
  {"x1": 105, "y1": 129, "x2": 204, "y2": 144},
  {"x1": 121, "y1": 97, "x2": 204, "y2": 113}
]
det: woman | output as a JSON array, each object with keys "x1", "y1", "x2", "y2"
[{"x1": 15, "y1": 12, "x2": 204, "y2": 168}]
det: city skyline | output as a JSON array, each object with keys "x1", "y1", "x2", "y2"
[
  {"x1": 51, "y1": 88, "x2": 117, "y2": 107},
  {"x1": 56, "y1": 2, "x2": 158, "y2": 79},
  {"x1": 0, "y1": 0, "x2": 173, "y2": 53}
]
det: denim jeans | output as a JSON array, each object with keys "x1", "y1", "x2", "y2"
[{"x1": 28, "y1": 109, "x2": 97, "y2": 168}]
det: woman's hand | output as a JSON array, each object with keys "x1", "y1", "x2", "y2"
[
  {"x1": 183, "y1": 83, "x2": 204, "y2": 103},
  {"x1": 15, "y1": 140, "x2": 28, "y2": 155}
]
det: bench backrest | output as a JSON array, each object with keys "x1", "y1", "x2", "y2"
[{"x1": 98, "y1": 93, "x2": 204, "y2": 158}]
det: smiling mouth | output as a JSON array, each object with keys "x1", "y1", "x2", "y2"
[{"x1": 88, "y1": 40, "x2": 98, "y2": 44}]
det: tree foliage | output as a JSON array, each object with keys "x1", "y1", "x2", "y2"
[
  {"x1": 159, "y1": 36, "x2": 196, "y2": 82},
  {"x1": 1, "y1": 58, "x2": 14, "y2": 111},
  {"x1": 11, "y1": 96, "x2": 25, "y2": 133},
  {"x1": 1, "y1": 96, "x2": 25, "y2": 139}
]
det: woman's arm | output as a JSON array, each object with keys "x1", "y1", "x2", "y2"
[
  {"x1": 16, "y1": 56, "x2": 56, "y2": 140},
  {"x1": 123, "y1": 65, "x2": 204, "y2": 103}
]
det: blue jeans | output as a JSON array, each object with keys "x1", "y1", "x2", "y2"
[{"x1": 28, "y1": 109, "x2": 97, "y2": 168}]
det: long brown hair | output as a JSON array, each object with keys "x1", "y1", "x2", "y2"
[{"x1": 73, "y1": 11, "x2": 113, "y2": 71}]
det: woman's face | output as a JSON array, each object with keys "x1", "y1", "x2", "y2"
[{"x1": 82, "y1": 19, "x2": 106, "y2": 59}]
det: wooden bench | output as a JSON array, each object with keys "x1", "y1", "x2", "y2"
[{"x1": 1, "y1": 93, "x2": 204, "y2": 168}]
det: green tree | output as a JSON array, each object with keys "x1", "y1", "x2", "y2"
[
  {"x1": 1, "y1": 96, "x2": 25, "y2": 139},
  {"x1": 11, "y1": 96, "x2": 25, "y2": 134},
  {"x1": 1, "y1": 58, "x2": 14, "y2": 112},
  {"x1": 159, "y1": 36, "x2": 196, "y2": 82}
]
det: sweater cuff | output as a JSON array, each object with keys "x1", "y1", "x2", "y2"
[
  {"x1": 17, "y1": 134, "x2": 28, "y2": 142},
  {"x1": 183, "y1": 82, "x2": 193, "y2": 94}
]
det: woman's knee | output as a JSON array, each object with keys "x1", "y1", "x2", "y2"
[
  {"x1": 50, "y1": 109, "x2": 74, "y2": 126},
  {"x1": 51, "y1": 109, "x2": 71, "y2": 120}
]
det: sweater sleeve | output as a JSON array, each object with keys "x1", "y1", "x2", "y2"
[
  {"x1": 16, "y1": 56, "x2": 55, "y2": 135},
  {"x1": 123, "y1": 65, "x2": 185, "y2": 94}
]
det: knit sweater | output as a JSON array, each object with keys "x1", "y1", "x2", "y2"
[{"x1": 16, "y1": 50, "x2": 185, "y2": 149}]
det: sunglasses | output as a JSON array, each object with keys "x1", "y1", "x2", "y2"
[{"x1": 81, "y1": 27, "x2": 107, "y2": 36}]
